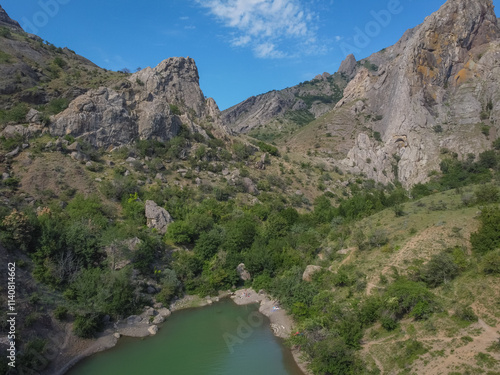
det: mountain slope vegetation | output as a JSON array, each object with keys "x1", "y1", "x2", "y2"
[{"x1": 0, "y1": 2, "x2": 500, "y2": 375}]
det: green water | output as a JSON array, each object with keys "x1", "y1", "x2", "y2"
[{"x1": 69, "y1": 299, "x2": 304, "y2": 375}]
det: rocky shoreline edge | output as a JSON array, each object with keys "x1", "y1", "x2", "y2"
[{"x1": 48, "y1": 289, "x2": 311, "y2": 375}]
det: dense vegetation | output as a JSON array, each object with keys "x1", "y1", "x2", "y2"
[{"x1": 1, "y1": 126, "x2": 500, "y2": 374}]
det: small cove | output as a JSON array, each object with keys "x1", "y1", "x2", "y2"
[{"x1": 69, "y1": 298, "x2": 305, "y2": 375}]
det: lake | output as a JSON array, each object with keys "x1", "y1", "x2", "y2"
[{"x1": 69, "y1": 298, "x2": 305, "y2": 375}]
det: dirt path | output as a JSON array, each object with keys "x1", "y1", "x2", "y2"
[{"x1": 363, "y1": 318, "x2": 500, "y2": 375}]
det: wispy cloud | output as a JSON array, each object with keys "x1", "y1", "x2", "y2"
[{"x1": 196, "y1": 0, "x2": 319, "y2": 59}]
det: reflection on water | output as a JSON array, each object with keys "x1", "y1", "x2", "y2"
[{"x1": 70, "y1": 299, "x2": 304, "y2": 375}]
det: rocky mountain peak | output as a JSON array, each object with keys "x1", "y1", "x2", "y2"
[
  {"x1": 408, "y1": 0, "x2": 499, "y2": 87},
  {"x1": 51, "y1": 57, "x2": 227, "y2": 147},
  {"x1": 338, "y1": 54, "x2": 357, "y2": 79},
  {"x1": 0, "y1": 5, "x2": 22, "y2": 31},
  {"x1": 337, "y1": 0, "x2": 500, "y2": 188},
  {"x1": 130, "y1": 57, "x2": 206, "y2": 116}
]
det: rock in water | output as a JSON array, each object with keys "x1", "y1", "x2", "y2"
[
  {"x1": 145, "y1": 200, "x2": 173, "y2": 234},
  {"x1": 148, "y1": 325, "x2": 158, "y2": 335}
]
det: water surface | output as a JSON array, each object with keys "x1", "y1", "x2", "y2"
[{"x1": 70, "y1": 299, "x2": 304, "y2": 375}]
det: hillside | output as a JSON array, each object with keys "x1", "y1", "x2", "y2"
[
  {"x1": 225, "y1": 0, "x2": 500, "y2": 189},
  {"x1": 0, "y1": 1, "x2": 500, "y2": 375}
]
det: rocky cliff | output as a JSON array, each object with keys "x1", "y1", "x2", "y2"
[
  {"x1": 337, "y1": 0, "x2": 500, "y2": 187},
  {"x1": 50, "y1": 57, "x2": 228, "y2": 148},
  {"x1": 221, "y1": 72, "x2": 349, "y2": 136}
]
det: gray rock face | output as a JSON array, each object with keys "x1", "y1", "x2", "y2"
[
  {"x1": 222, "y1": 73, "x2": 349, "y2": 134},
  {"x1": 242, "y1": 177, "x2": 259, "y2": 195},
  {"x1": 145, "y1": 200, "x2": 173, "y2": 234},
  {"x1": 236, "y1": 263, "x2": 251, "y2": 281},
  {"x1": 25, "y1": 108, "x2": 41, "y2": 123},
  {"x1": 51, "y1": 57, "x2": 228, "y2": 148},
  {"x1": 338, "y1": 54, "x2": 357, "y2": 80},
  {"x1": 0, "y1": 5, "x2": 22, "y2": 31},
  {"x1": 337, "y1": 0, "x2": 500, "y2": 187}
]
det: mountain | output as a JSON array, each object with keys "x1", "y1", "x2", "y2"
[
  {"x1": 224, "y1": 0, "x2": 500, "y2": 188},
  {"x1": 221, "y1": 70, "x2": 350, "y2": 141},
  {"x1": 0, "y1": 5, "x2": 103, "y2": 106},
  {"x1": 1, "y1": 3, "x2": 500, "y2": 375},
  {"x1": 338, "y1": 0, "x2": 500, "y2": 188},
  {"x1": 50, "y1": 57, "x2": 228, "y2": 148},
  {"x1": 0, "y1": 5, "x2": 227, "y2": 149}
]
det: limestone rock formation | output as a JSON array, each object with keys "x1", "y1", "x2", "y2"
[
  {"x1": 337, "y1": 0, "x2": 500, "y2": 187},
  {"x1": 338, "y1": 54, "x2": 358, "y2": 80},
  {"x1": 51, "y1": 57, "x2": 229, "y2": 148},
  {"x1": 145, "y1": 200, "x2": 173, "y2": 234}
]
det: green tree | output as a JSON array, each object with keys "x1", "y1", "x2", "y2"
[
  {"x1": 471, "y1": 206, "x2": 500, "y2": 254},
  {"x1": 420, "y1": 251, "x2": 459, "y2": 287}
]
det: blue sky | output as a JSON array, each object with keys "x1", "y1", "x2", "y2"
[{"x1": 2, "y1": 0, "x2": 499, "y2": 110}]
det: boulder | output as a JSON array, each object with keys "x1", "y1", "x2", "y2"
[
  {"x1": 148, "y1": 325, "x2": 158, "y2": 335},
  {"x1": 25, "y1": 108, "x2": 41, "y2": 123},
  {"x1": 236, "y1": 263, "x2": 251, "y2": 281},
  {"x1": 242, "y1": 177, "x2": 258, "y2": 195},
  {"x1": 302, "y1": 265, "x2": 322, "y2": 282},
  {"x1": 5, "y1": 147, "x2": 19, "y2": 158},
  {"x1": 153, "y1": 315, "x2": 165, "y2": 324},
  {"x1": 157, "y1": 308, "x2": 172, "y2": 318},
  {"x1": 145, "y1": 200, "x2": 174, "y2": 234}
]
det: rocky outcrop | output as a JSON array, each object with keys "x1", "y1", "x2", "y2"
[
  {"x1": 145, "y1": 200, "x2": 173, "y2": 234},
  {"x1": 236, "y1": 263, "x2": 251, "y2": 281},
  {"x1": 51, "y1": 57, "x2": 229, "y2": 148},
  {"x1": 0, "y1": 5, "x2": 22, "y2": 31},
  {"x1": 338, "y1": 54, "x2": 358, "y2": 80},
  {"x1": 302, "y1": 265, "x2": 322, "y2": 282},
  {"x1": 337, "y1": 0, "x2": 500, "y2": 187},
  {"x1": 222, "y1": 72, "x2": 349, "y2": 134}
]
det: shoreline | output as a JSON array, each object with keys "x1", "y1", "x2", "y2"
[
  {"x1": 231, "y1": 288, "x2": 312, "y2": 375},
  {"x1": 47, "y1": 289, "x2": 311, "y2": 375}
]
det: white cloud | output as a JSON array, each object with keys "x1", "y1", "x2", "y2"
[
  {"x1": 196, "y1": 0, "x2": 319, "y2": 59},
  {"x1": 254, "y1": 42, "x2": 286, "y2": 59}
]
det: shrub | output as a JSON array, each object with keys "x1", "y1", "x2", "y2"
[
  {"x1": 471, "y1": 206, "x2": 500, "y2": 254},
  {"x1": 453, "y1": 305, "x2": 478, "y2": 323},
  {"x1": 73, "y1": 313, "x2": 103, "y2": 338},
  {"x1": 420, "y1": 251, "x2": 459, "y2": 287},
  {"x1": 54, "y1": 305, "x2": 68, "y2": 321},
  {"x1": 0, "y1": 26, "x2": 11, "y2": 38},
  {"x1": 433, "y1": 124, "x2": 443, "y2": 133},
  {"x1": 169, "y1": 104, "x2": 181, "y2": 115},
  {"x1": 481, "y1": 124, "x2": 491, "y2": 137},
  {"x1": 156, "y1": 269, "x2": 181, "y2": 304},
  {"x1": 0, "y1": 102, "x2": 29, "y2": 124},
  {"x1": 481, "y1": 249, "x2": 500, "y2": 274},
  {"x1": 383, "y1": 278, "x2": 435, "y2": 320},
  {"x1": 493, "y1": 138, "x2": 500, "y2": 150},
  {"x1": 309, "y1": 338, "x2": 358, "y2": 375},
  {"x1": 0, "y1": 209, "x2": 35, "y2": 251},
  {"x1": 475, "y1": 184, "x2": 499, "y2": 204}
]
